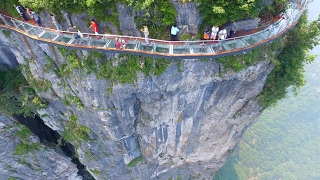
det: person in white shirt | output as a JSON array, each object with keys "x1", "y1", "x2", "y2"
[
  {"x1": 210, "y1": 25, "x2": 219, "y2": 40},
  {"x1": 170, "y1": 24, "x2": 179, "y2": 41},
  {"x1": 218, "y1": 29, "x2": 227, "y2": 40},
  {"x1": 140, "y1": 25, "x2": 149, "y2": 45}
]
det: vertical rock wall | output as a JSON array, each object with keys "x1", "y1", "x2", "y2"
[{"x1": 0, "y1": 28, "x2": 273, "y2": 179}]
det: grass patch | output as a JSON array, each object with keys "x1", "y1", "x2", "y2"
[
  {"x1": 128, "y1": 156, "x2": 143, "y2": 167},
  {"x1": 61, "y1": 115, "x2": 91, "y2": 145},
  {"x1": 2, "y1": 30, "x2": 11, "y2": 38},
  {"x1": 91, "y1": 169, "x2": 101, "y2": 175},
  {"x1": 13, "y1": 126, "x2": 41, "y2": 155},
  {"x1": 13, "y1": 142, "x2": 40, "y2": 155}
]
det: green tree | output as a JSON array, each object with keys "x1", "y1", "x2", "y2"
[
  {"x1": 197, "y1": 0, "x2": 262, "y2": 29},
  {"x1": 0, "y1": 66, "x2": 47, "y2": 117},
  {"x1": 259, "y1": 13, "x2": 320, "y2": 108}
]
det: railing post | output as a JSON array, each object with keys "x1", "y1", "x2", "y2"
[
  {"x1": 169, "y1": 43, "x2": 173, "y2": 55},
  {"x1": 151, "y1": 40, "x2": 155, "y2": 53},
  {"x1": 10, "y1": 18, "x2": 18, "y2": 28},
  {"x1": 267, "y1": 25, "x2": 273, "y2": 38},
  {"x1": 232, "y1": 39, "x2": 236, "y2": 49},
  {"x1": 0, "y1": 15, "x2": 6, "y2": 25}
]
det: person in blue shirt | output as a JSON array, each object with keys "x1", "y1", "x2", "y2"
[
  {"x1": 171, "y1": 24, "x2": 179, "y2": 41},
  {"x1": 30, "y1": 10, "x2": 43, "y2": 27}
]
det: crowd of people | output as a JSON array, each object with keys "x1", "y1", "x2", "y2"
[
  {"x1": 12, "y1": 4, "x2": 240, "y2": 48},
  {"x1": 202, "y1": 21, "x2": 238, "y2": 41},
  {"x1": 12, "y1": 4, "x2": 97, "y2": 45}
]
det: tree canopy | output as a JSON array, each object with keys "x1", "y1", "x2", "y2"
[
  {"x1": 259, "y1": 12, "x2": 320, "y2": 108},
  {"x1": 0, "y1": 66, "x2": 47, "y2": 117}
]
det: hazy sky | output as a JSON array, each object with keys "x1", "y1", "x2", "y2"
[{"x1": 307, "y1": 0, "x2": 319, "y2": 21}]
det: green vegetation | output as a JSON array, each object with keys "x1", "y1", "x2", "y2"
[
  {"x1": 259, "y1": 12, "x2": 320, "y2": 108},
  {"x1": 95, "y1": 53, "x2": 170, "y2": 84},
  {"x1": 23, "y1": 60, "x2": 53, "y2": 92},
  {"x1": 177, "y1": 174, "x2": 182, "y2": 180},
  {"x1": 85, "y1": 151, "x2": 92, "y2": 162},
  {"x1": 214, "y1": 12, "x2": 320, "y2": 108},
  {"x1": 216, "y1": 40, "x2": 278, "y2": 72},
  {"x1": 56, "y1": 49, "x2": 170, "y2": 86},
  {"x1": 0, "y1": 66, "x2": 48, "y2": 117},
  {"x1": 91, "y1": 169, "x2": 101, "y2": 175},
  {"x1": 197, "y1": 0, "x2": 262, "y2": 30},
  {"x1": 15, "y1": 126, "x2": 32, "y2": 139},
  {"x1": 180, "y1": 33, "x2": 192, "y2": 41},
  {"x1": 61, "y1": 115, "x2": 91, "y2": 145},
  {"x1": 1, "y1": 0, "x2": 20, "y2": 18},
  {"x1": 14, "y1": 142, "x2": 41, "y2": 155},
  {"x1": 214, "y1": 53, "x2": 320, "y2": 179},
  {"x1": 6, "y1": 177, "x2": 19, "y2": 180},
  {"x1": 128, "y1": 155, "x2": 143, "y2": 167},
  {"x1": 54, "y1": 48, "x2": 170, "y2": 94},
  {"x1": 13, "y1": 126, "x2": 41, "y2": 155},
  {"x1": 2, "y1": 30, "x2": 11, "y2": 38},
  {"x1": 132, "y1": 0, "x2": 177, "y2": 39}
]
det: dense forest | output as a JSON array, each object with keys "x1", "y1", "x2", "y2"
[
  {"x1": 214, "y1": 3, "x2": 320, "y2": 178},
  {"x1": 215, "y1": 26, "x2": 320, "y2": 180},
  {"x1": 214, "y1": 53, "x2": 320, "y2": 179}
]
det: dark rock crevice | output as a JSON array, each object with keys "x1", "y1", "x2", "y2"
[{"x1": 13, "y1": 114, "x2": 95, "y2": 180}]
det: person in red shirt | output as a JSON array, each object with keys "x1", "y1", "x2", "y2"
[{"x1": 89, "y1": 19, "x2": 99, "y2": 39}]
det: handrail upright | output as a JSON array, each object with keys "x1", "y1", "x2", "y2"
[{"x1": 10, "y1": 18, "x2": 18, "y2": 28}]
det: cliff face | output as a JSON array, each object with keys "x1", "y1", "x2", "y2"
[
  {"x1": 0, "y1": 27, "x2": 273, "y2": 179},
  {"x1": 0, "y1": 114, "x2": 81, "y2": 180}
]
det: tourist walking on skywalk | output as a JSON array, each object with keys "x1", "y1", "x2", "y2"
[
  {"x1": 89, "y1": 19, "x2": 99, "y2": 39},
  {"x1": 30, "y1": 10, "x2": 43, "y2": 27},
  {"x1": 229, "y1": 21, "x2": 238, "y2": 38},
  {"x1": 50, "y1": 14, "x2": 61, "y2": 32},
  {"x1": 67, "y1": 26, "x2": 82, "y2": 45},
  {"x1": 170, "y1": 24, "x2": 179, "y2": 41},
  {"x1": 210, "y1": 25, "x2": 219, "y2": 40},
  {"x1": 25, "y1": 6, "x2": 31, "y2": 18},
  {"x1": 218, "y1": 29, "x2": 227, "y2": 40},
  {"x1": 13, "y1": 4, "x2": 28, "y2": 22},
  {"x1": 140, "y1": 25, "x2": 149, "y2": 46}
]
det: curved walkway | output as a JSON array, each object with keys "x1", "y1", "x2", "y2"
[{"x1": 0, "y1": 0, "x2": 307, "y2": 60}]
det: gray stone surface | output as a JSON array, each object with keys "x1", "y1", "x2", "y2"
[
  {"x1": 233, "y1": 18, "x2": 261, "y2": 31},
  {"x1": 0, "y1": 115, "x2": 81, "y2": 180},
  {"x1": 170, "y1": 0, "x2": 202, "y2": 35},
  {"x1": 0, "y1": 30, "x2": 274, "y2": 179},
  {"x1": 0, "y1": 32, "x2": 19, "y2": 66}
]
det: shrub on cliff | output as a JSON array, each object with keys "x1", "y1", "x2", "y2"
[
  {"x1": 0, "y1": 66, "x2": 47, "y2": 117},
  {"x1": 259, "y1": 12, "x2": 320, "y2": 108},
  {"x1": 197, "y1": 0, "x2": 262, "y2": 29}
]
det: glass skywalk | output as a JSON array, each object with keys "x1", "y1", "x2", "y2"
[{"x1": 0, "y1": 0, "x2": 306, "y2": 59}]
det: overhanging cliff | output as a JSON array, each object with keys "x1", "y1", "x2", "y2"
[{"x1": 0, "y1": 29, "x2": 273, "y2": 179}]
